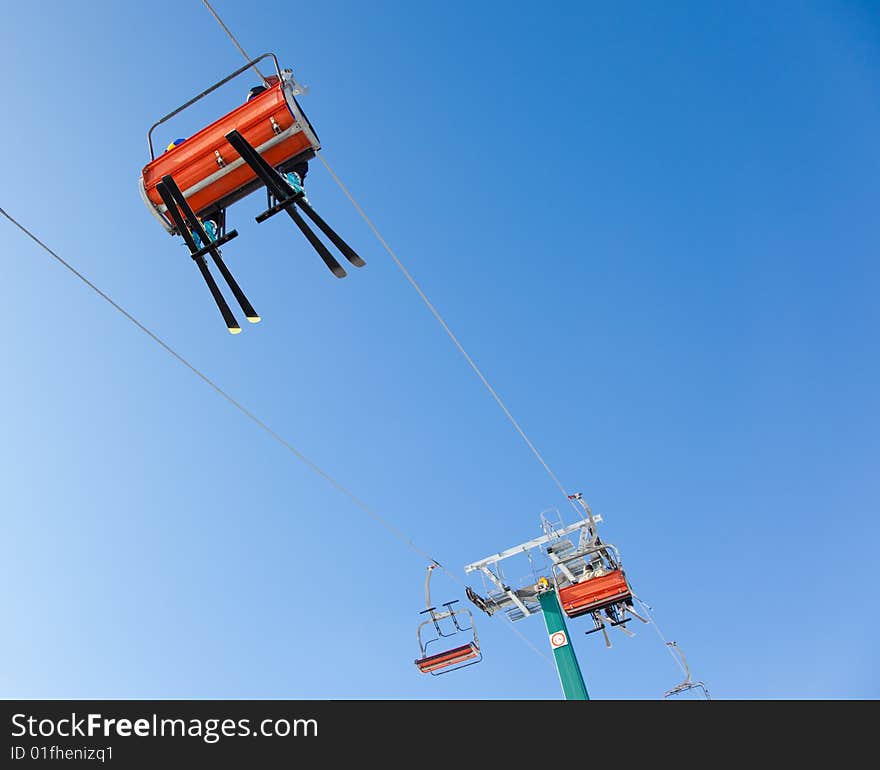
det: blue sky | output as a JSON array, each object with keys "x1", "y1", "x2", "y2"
[{"x1": 1, "y1": 0, "x2": 877, "y2": 699}]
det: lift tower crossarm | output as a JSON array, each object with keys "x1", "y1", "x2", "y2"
[{"x1": 463, "y1": 515, "x2": 602, "y2": 574}]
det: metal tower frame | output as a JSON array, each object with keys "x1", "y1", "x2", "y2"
[{"x1": 464, "y1": 509, "x2": 604, "y2": 622}]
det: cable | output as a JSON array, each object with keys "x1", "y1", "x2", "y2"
[
  {"x1": 0, "y1": 204, "x2": 551, "y2": 666},
  {"x1": 631, "y1": 593, "x2": 689, "y2": 678},
  {"x1": 317, "y1": 153, "x2": 579, "y2": 512},
  {"x1": 200, "y1": 0, "x2": 268, "y2": 85}
]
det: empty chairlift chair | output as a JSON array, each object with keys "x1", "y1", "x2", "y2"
[{"x1": 414, "y1": 565, "x2": 482, "y2": 675}]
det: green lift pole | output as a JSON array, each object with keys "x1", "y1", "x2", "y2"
[{"x1": 538, "y1": 589, "x2": 589, "y2": 700}]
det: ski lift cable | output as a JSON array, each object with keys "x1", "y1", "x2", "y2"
[
  {"x1": 631, "y1": 592, "x2": 689, "y2": 678},
  {"x1": 317, "y1": 151, "x2": 580, "y2": 518},
  {"x1": 198, "y1": 2, "x2": 582, "y2": 521},
  {"x1": 0, "y1": 205, "x2": 551, "y2": 667},
  {"x1": 200, "y1": 0, "x2": 270, "y2": 86}
]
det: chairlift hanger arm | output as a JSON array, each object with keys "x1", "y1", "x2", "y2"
[
  {"x1": 424, "y1": 564, "x2": 437, "y2": 610},
  {"x1": 568, "y1": 492, "x2": 600, "y2": 534}
]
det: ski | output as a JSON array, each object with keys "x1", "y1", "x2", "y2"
[
  {"x1": 224, "y1": 129, "x2": 347, "y2": 279},
  {"x1": 295, "y1": 197, "x2": 365, "y2": 268},
  {"x1": 160, "y1": 175, "x2": 260, "y2": 324},
  {"x1": 156, "y1": 179, "x2": 241, "y2": 334},
  {"x1": 286, "y1": 201, "x2": 347, "y2": 279}
]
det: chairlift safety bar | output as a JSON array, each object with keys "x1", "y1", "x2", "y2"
[{"x1": 147, "y1": 52, "x2": 284, "y2": 160}]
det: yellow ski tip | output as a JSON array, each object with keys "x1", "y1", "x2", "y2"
[
  {"x1": 247, "y1": 315, "x2": 261, "y2": 324},
  {"x1": 228, "y1": 326, "x2": 242, "y2": 335}
]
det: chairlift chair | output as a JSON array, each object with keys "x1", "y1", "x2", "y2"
[
  {"x1": 558, "y1": 567, "x2": 633, "y2": 619},
  {"x1": 414, "y1": 565, "x2": 482, "y2": 675},
  {"x1": 140, "y1": 52, "x2": 365, "y2": 333},
  {"x1": 551, "y1": 538, "x2": 646, "y2": 646}
]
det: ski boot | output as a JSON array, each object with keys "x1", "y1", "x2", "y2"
[
  {"x1": 191, "y1": 218, "x2": 218, "y2": 250},
  {"x1": 284, "y1": 171, "x2": 308, "y2": 204}
]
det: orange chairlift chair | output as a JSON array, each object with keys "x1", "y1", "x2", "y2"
[
  {"x1": 140, "y1": 52, "x2": 365, "y2": 334},
  {"x1": 553, "y1": 493, "x2": 647, "y2": 646},
  {"x1": 415, "y1": 565, "x2": 482, "y2": 675}
]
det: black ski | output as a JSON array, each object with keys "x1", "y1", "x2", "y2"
[
  {"x1": 295, "y1": 197, "x2": 365, "y2": 268},
  {"x1": 160, "y1": 175, "x2": 260, "y2": 325},
  {"x1": 224, "y1": 129, "x2": 347, "y2": 279},
  {"x1": 156, "y1": 179, "x2": 241, "y2": 334},
  {"x1": 286, "y1": 202, "x2": 347, "y2": 279}
]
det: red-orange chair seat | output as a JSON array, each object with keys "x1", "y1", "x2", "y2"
[
  {"x1": 141, "y1": 81, "x2": 313, "y2": 224},
  {"x1": 415, "y1": 643, "x2": 480, "y2": 674},
  {"x1": 558, "y1": 569, "x2": 632, "y2": 618}
]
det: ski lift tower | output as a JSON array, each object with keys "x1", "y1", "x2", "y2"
[{"x1": 463, "y1": 505, "x2": 606, "y2": 701}]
